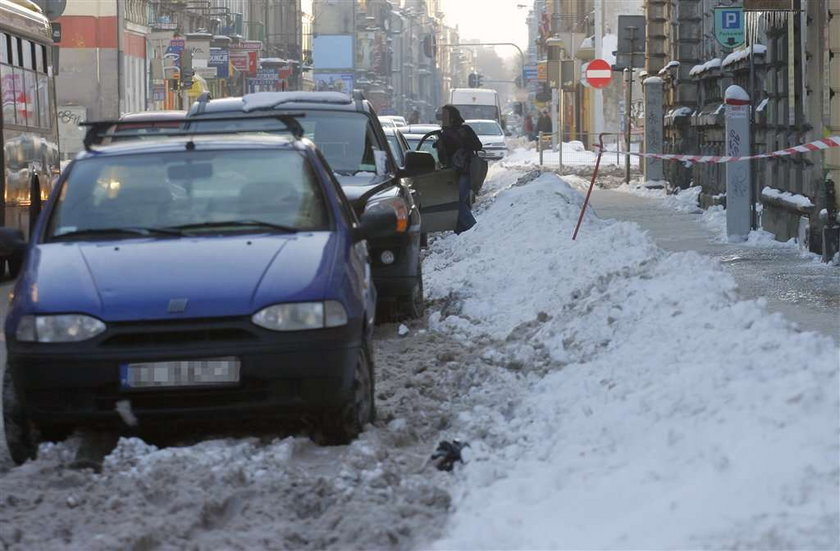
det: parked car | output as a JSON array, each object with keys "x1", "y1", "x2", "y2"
[
  {"x1": 464, "y1": 119, "x2": 507, "y2": 161},
  {"x1": 380, "y1": 115, "x2": 408, "y2": 128},
  {"x1": 1, "y1": 118, "x2": 397, "y2": 464},
  {"x1": 378, "y1": 116, "x2": 398, "y2": 129},
  {"x1": 383, "y1": 126, "x2": 411, "y2": 168},
  {"x1": 402, "y1": 124, "x2": 442, "y2": 166},
  {"x1": 186, "y1": 92, "x2": 460, "y2": 318}
]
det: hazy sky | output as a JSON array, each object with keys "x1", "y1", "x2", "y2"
[{"x1": 441, "y1": 0, "x2": 531, "y2": 60}]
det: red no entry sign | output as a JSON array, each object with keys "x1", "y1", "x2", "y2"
[{"x1": 585, "y1": 58, "x2": 613, "y2": 89}]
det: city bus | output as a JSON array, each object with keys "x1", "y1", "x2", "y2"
[{"x1": 0, "y1": 0, "x2": 59, "y2": 276}]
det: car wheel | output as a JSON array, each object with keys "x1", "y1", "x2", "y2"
[
  {"x1": 319, "y1": 340, "x2": 374, "y2": 445},
  {"x1": 397, "y1": 261, "x2": 424, "y2": 320},
  {"x1": 3, "y1": 368, "x2": 38, "y2": 465},
  {"x1": 7, "y1": 253, "x2": 22, "y2": 279}
]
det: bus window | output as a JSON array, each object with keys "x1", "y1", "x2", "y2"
[
  {"x1": 23, "y1": 70, "x2": 37, "y2": 127},
  {"x1": 1, "y1": 64, "x2": 16, "y2": 124},
  {"x1": 22, "y1": 39, "x2": 32, "y2": 70},
  {"x1": 0, "y1": 33, "x2": 7, "y2": 64},
  {"x1": 10, "y1": 36, "x2": 19, "y2": 66},
  {"x1": 36, "y1": 44, "x2": 45, "y2": 73},
  {"x1": 37, "y1": 74, "x2": 49, "y2": 127}
]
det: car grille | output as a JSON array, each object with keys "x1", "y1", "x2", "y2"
[{"x1": 101, "y1": 327, "x2": 258, "y2": 347}]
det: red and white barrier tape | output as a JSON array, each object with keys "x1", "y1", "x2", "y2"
[{"x1": 600, "y1": 135, "x2": 840, "y2": 164}]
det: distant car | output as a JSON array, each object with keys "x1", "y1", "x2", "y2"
[
  {"x1": 186, "y1": 92, "x2": 461, "y2": 319},
  {"x1": 402, "y1": 124, "x2": 442, "y2": 166},
  {"x1": 464, "y1": 119, "x2": 507, "y2": 161},
  {"x1": 380, "y1": 115, "x2": 408, "y2": 128},
  {"x1": 378, "y1": 116, "x2": 398, "y2": 129},
  {"x1": 107, "y1": 111, "x2": 187, "y2": 142},
  {"x1": 1, "y1": 118, "x2": 397, "y2": 464},
  {"x1": 383, "y1": 126, "x2": 411, "y2": 168}
]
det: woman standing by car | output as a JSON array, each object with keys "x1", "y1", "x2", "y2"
[{"x1": 437, "y1": 104, "x2": 483, "y2": 234}]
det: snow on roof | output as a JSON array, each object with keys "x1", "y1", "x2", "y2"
[
  {"x1": 668, "y1": 106, "x2": 693, "y2": 117},
  {"x1": 721, "y1": 44, "x2": 768, "y2": 69},
  {"x1": 689, "y1": 58, "x2": 722, "y2": 77},
  {"x1": 643, "y1": 76, "x2": 663, "y2": 85},
  {"x1": 658, "y1": 60, "x2": 680, "y2": 76},
  {"x1": 761, "y1": 186, "x2": 815, "y2": 209}
]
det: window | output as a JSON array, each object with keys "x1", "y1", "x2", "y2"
[
  {"x1": 37, "y1": 73, "x2": 49, "y2": 127},
  {"x1": 0, "y1": 33, "x2": 7, "y2": 64},
  {"x1": 22, "y1": 69, "x2": 37, "y2": 126},
  {"x1": 1, "y1": 63, "x2": 16, "y2": 124},
  {"x1": 11, "y1": 36, "x2": 19, "y2": 66},
  {"x1": 21, "y1": 39, "x2": 32, "y2": 70},
  {"x1": 36, "y1": 44, "x2": 45, "y2": 73},
  {"x1": 48, "y1": 149, "x2": 331, "y2": 238}
]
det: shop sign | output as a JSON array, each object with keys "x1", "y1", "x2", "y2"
[{"x1": 209, "y1": 48, "x2": 229, "y2": 78}]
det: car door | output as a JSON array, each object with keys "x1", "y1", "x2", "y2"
[{"x1": 409, "y1": 132, "x2": 459, "y2": 234}]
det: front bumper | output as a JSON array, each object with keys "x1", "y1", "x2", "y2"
[
  {"x1": 480, "y1": 148, "x2": 506, "y2": 161},
  {"x1": 7, "y1": 316, "x2": 364, "y2": 426},
  {"x1": 368, "y1": 229, "x2": 421, "y2": 300}
]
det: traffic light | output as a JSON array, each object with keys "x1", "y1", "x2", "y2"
[{"x1": 468, "y1": 73, "x2": 477, "y2": 87}]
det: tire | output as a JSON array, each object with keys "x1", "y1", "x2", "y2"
[
  {"x1": 319, "y1": 341, "x2": 375, "y2": 445},
  {"x1": 396, "y1": 261, "x2": 424, "y2": 320},
  {"x1": 3, "y1": 368, "x2": 38, "y2": 465},
  {"x1": 7, "y1": 253, "x2": 22, "y2": 279}
]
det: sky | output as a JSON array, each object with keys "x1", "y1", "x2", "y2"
[{"x1": 441, "y1": 0, "x2": 531, "y2": 60}]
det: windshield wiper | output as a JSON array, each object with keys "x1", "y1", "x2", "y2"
[
  {"x1": 166, "y1": 220, "x2": 298, "y2": 233},
  {"x1": 51, "y1": 227, "x2": 184, "y2": 240}
]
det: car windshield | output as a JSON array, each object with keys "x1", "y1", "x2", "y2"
[
  {"x1": 455, "y1": 105, "x2": 499, "y2": 121},
  {"x1": 191, "y1": 111, "x2": 383, "y2": 176},
  {"x1": 468, "y1": 122, "x2": 503, "y2": 136},
  {"x1": 47, "y1": 149, "x2": 330, "y2": 240}
]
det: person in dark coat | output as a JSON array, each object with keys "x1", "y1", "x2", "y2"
[
  {"x1": 408, "y1": 109, "x2": 420, "y2": 125},
  {"x1": 523, "y1": 113, "x2": 535, "y2": 141},
  {"x1": 536, "y1": 109, "x2": 552, "y2": 135},
  {"x1": 437, "y1": 104, "x2": 483, "y2": 234}
]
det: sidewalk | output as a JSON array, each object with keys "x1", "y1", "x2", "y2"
[{"x1": 589, "y1": 189, "x2": 840, "y2": 343}]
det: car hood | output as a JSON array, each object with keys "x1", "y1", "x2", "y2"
[
  {"x1": 334, "y1": 173, "x2": 398, "y2": 205},
  {"x1": 23, "y1": 233, "x2": 336, "y2": 322}
]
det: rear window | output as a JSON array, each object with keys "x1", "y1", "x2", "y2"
[
  {"x1": 48, "y1": 149, "x2": 330, "y2": 239},
  {"x1": 191, "y1": 111, "x2": 387, "y2": 177},
  {"x1": 467, "y1": 122, "x2": 503, "y2": 136},
  {"x1": 454, "y1": 105, "x2": 498, "y2": 121}
]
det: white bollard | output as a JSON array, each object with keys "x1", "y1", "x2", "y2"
[{"x1": 724, "y1": 85, "x2": 752, "y2": 242}]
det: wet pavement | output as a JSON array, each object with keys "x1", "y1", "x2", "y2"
[{"x1": 590, "y1": 190, "x2": 840, "y2": 342}]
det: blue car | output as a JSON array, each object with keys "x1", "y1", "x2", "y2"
[{"x1": 1, "y1": 118, "x2": 397, "y2": 464}]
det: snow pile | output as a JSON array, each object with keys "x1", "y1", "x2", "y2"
[
  {"x1": 425, "y1": 170, "x2": 839, "y2": 549},
  {"x1": 761, "y1": 186, "x2": 815, "y2": 209}
]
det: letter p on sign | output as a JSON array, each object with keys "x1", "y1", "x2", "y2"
[{"x1": 723, "y1": 11, "x2": 740, "y2": 29}]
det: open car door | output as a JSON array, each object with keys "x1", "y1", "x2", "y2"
[{"x1": 410, "y1": 132, "x2": 459, "y2": 233}]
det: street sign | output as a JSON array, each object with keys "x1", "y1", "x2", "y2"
[
  {"x1": 536, "y1": 61, "x2": 547, "y2": 82},
  {"x1": 615, "y1": 15, "x2": 646, "y2": 69},
  {"x1": 585, "y1": 58, "x2": 612, "y2": 89},
  {"x1": 714, "y1": 7, "x2": 745, "y2": 48}
]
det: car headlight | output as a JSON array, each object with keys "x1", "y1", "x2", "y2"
[
  {"x1": 365, "y1": 196, "x2": 409, "y2": 232},
  {"x1": 16, "y1": 314, "x2": 107, "y2": 343},
  {"x1": 252, "y1": 301, "x2": 348, "y2": 331}
]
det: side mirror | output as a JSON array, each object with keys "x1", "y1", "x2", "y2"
[
  {"x1": 353, "y1": 205, "x2": 398, "y2": 242},
  {"x1": 400, "y1": 150, "x2": 435, "y2": 178}
]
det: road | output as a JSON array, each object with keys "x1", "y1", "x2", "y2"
[{"x1": 590, "y1": 189, "x2": 840, "y2": 342}]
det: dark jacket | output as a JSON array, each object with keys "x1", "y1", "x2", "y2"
[
  {"x1": 536, "y1": 114, "x2": 552, "y2": 134},
  {"x1": 439, "y1": 124, "x2": 483, "y2": 171}
]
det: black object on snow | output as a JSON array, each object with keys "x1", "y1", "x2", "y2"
[{"x1": 431, "y1": 440, "x2": 469, "y2": 472}]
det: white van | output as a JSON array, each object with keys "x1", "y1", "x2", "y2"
[{"x1": 448, "y1": 88, "x2": 502, "y2": 124}]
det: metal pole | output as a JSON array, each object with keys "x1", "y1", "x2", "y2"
[
  {"x1": 624, "y1": 68, "x2": 633, "y2": 186},
  {"x1": 559, "y1": 86, "x2": 564, "y2": 169}
]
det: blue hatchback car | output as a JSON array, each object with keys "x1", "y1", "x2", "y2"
[{"x1": 1, "y1": 118, "x2": 397, "y2": 464}]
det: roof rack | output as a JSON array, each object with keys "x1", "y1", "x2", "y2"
[{"x1": 80, "y1": 113, "x2": 306, "y2": 151}]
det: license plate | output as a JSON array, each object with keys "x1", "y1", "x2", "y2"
[{"x1": 120, "y1": 357, "x2": 240, "y2": 388}]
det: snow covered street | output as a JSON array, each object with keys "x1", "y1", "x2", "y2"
[{"x1": 1, "y1": 159, "x2": 838, "y2": 550}]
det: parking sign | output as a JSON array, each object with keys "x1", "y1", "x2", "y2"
[{"x1": 714, "y1": 7, "x2": 745, "y2": 48}]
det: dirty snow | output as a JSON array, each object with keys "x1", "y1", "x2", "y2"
[{"x1": 1, "y1": 163, "x2": 837, "y2": 550}]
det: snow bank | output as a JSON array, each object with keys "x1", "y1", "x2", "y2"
[{"x1": 426, "y1": 170, "x2": 839, "y2": 549}]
